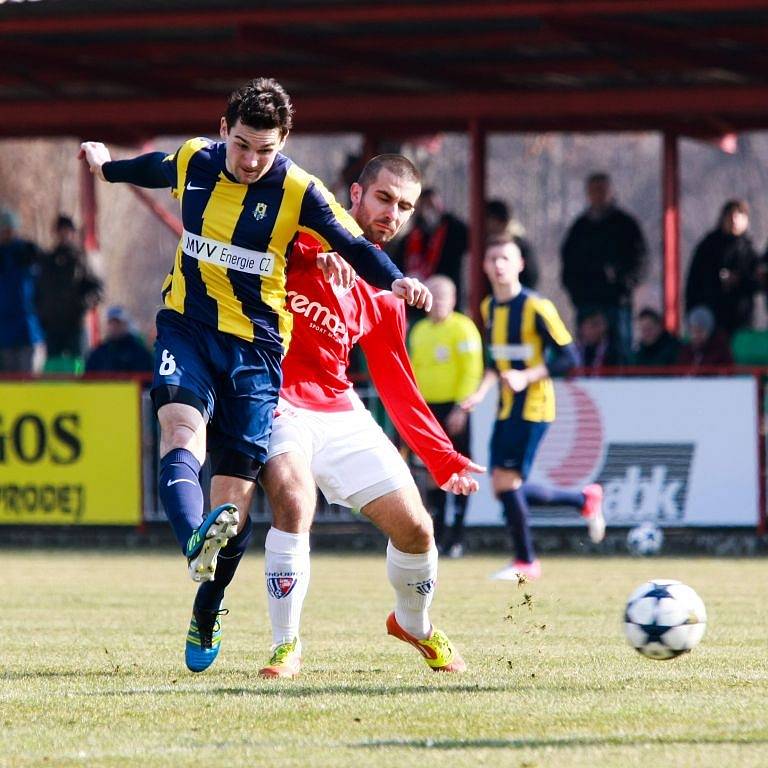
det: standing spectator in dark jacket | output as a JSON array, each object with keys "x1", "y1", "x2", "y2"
[
  {"x1": 485, "y1": 199, "x2": 539, "y2": 289},
  {"x1": 632, "y1": 307, "x2": 681, "y2": 367},
  {"x1": 85, "y1": 306, "x2": 153, "y2": 373},
  {"x1": 685, "y1": 200, "x2": 760, "y2": 337},
  {"x1": 0, "y1": 208, "x2": 45, "y2": 373},
  {"x1": 398, "y1": 189, "x2": 467, "y2": 293},
  {"x1": 37, "y1": 215, "x2": 103, "y2": 360},
  {"x1": 677, "y1": 306, "x2": 733, "y2": 368},
  {"x1": 560, "y1": 172, "x2": 647, "y2": 364}
]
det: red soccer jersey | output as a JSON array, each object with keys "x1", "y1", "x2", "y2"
[{"x1": 280, "y1": 236, "x2": 469, "y2": 487}]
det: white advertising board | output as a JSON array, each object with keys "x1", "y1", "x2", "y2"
[{"x1": 468, "y1": 377, "x2": 760, "y2": 527}]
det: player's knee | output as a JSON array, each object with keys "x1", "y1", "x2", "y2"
[
  {"x1": 393, "y1": 515, "x2": 434, "y2": 554},
  {"x1": 162, "y1": 421, "x2": 205, "y2": 459},
  {"x1": 271, "y1": 498, "x2": 313, "y2": 534},
  {"x1": 261, "y1": 464, "x2": 316, "y2": 533},
  {"x1": 492, "y1": 469, "x2": 522, "y2": 497}
]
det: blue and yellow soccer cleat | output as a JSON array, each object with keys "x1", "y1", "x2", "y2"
[
  {"x1": 386, "y1": 612, "x2": 466, "y2": 672},
  {"x1": 258, "y1": 638, "x2": 303, "y2": 679},
  {"x1": 185, "y1": 503, "x2": 239, "y2": 582},
  {"x1": 185, "y1": 607, "x2": 228, "y2": 672}
]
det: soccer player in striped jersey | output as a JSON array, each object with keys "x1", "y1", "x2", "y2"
[
  {"x1": 79, "y1": 79, "x2": 431, "y2": 672},
  {"x1": 461, "y1": 239, "x2": 605, "y2": 581},
  {"x1": 255, "y1": 155, "x2": 484, "y2": 678}
]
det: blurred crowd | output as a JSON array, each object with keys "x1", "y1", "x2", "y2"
[
  {"x1": 3, "y1": 168, "x2": 768, "y2": 380},
  {"x1": 386, "y1": 172, "x2": 768, "y2": 371},
  {"x1": 0, "y1": 207, "x2": 153, "y2": 376}
]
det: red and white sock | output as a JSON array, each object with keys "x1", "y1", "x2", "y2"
[
  {"x1": 264, "y1": 527, "x2": 310, "y2": 646},
  {"x1": 386, "y1": 541, "x2": 438, "y2": 640}
]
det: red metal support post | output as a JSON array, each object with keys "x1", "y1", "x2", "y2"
[
  {"x1": 468, "y1": 119, "x2": 487, "y2": 326},
  {"x1": 80, "y1": 159, "x2": 101, "y2": 346},
  {"x1": 662, "y1": 131, "x2": 681, "y2": 333},
  {"x1": 128, "y1": 186, "x2": 183, "y2": 238}
]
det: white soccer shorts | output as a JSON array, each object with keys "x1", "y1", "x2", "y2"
[{"x1": 267, "y1": 395, "x2": 413, "y2": 508}]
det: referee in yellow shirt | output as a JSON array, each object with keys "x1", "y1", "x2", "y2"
[{"x1": 409, "y1": 276, "x2": 483, "y2": 557}]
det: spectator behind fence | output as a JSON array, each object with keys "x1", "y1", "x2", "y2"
[
  {"x1": 632, "y1": 307, "x2": 681, "y2": 367},
  {"x1": 575, "y1": 309, "x2": 622, "y2": 373},
  {"x1": 37, "y1": 215, "x2": 103, "y2": 362},
  {"x1": 485, "y1": 199, "x2": 539, "y2": 288},
  {"x1": 397, "y1": 188, "x2": 467, "y2": 292},
  {"x1": 0, "y1": 207, "x2": 45, "y2": 373},
  {"x1": 85, "y1": 306, "x2": 153, "y2": 373},
  {"x1": 685, "y1": 199, "x2": 761, "y2": 337},
  {"x1": 560, "y1": 172, "x2": 647, "y2": 364},
  {"x1": 409, "y1": 275, "x2": 483, "y2": 558},
  {"x1": 677, "y1": 305, "x2": 733, "y2": 368}
]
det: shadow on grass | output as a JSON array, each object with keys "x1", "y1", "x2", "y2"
[
  {"x1": 75, "y1": 683, "x2": 510, "y2": 697},
  {"x1": 352, "y1": 736, "x2": 768, "y2": 750},
  {"x1": 1, "y1": 670, "x2": 125, "y2": 680}
]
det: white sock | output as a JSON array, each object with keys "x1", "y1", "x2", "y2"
[
  {"x1": 264, "y1": 527, "x2": 311, "y2": 646},
  {"x1": 386, "y1": 541, "x2": 438, "y2": 640}
]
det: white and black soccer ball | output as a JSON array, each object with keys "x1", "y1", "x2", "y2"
[
  {"x1": 626, "y1": 522, "x2": 664, "y2": 556},
  {"x1": 624, "y1": 579, "x2": 707, "y2": 660}
]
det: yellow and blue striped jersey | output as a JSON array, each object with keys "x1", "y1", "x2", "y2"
[
  {"x1": 104, "y1": 138, "x2": 402, "y2": 353},
  {"x1": 480, "y1": 289, "x2": 572, "y2": 422}
]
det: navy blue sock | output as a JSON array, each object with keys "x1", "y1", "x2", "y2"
[
  {"x1": 427, "y1": 487, "x2": 447, "y2": 547},
  {"x1": 448, "y1": 496, "x2": 468, "y2": 546},
  {"x1": 523, "y1": 482, "x2": 585, "y2": 509},
  {"x1": 158, "y1": 448, "x2": 204, "y2": 552},
  {"x1": 194, "y1": 516, "x2": 254, "y2": 613},
  {"x1": 499, "y1": 489, "x2": 536, "y2": 563}
]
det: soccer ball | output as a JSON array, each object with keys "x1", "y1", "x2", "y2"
[
  {"x1": 623, "y1": 579, "x2": 707, "y2": 660},
  {"x1": 626, "y1": 522, "x2": 664, "y2": 556}
]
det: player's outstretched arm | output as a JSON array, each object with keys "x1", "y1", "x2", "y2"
[
  {"x1": 79, "y1": 142, "x2": 172, "y2": 189},
  {"x1": 440, "y1": 460, "x2": 486, "y2": 496},
  {"x1": 78, "y1": 142, "x2": 111, "y2": 182},
  {"x1": 361, "y1": 298, "x2": 472, "y2": 489}
]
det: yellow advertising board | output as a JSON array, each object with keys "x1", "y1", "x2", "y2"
[{"x1": 0, "y1": 381, "x2": 142, "y2": 525}]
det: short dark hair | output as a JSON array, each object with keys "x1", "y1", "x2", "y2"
[
  {"x1": 719, "y1": 198, "x2": 748, "y2": 224},
  {"x1": 580, "y1": 308, "x2": 608, "y2": 324},
  {"x1": 55, "y1": 214, "x2": 75, "y2": 231},
  {"x1": 587, "y1": 172, "x2": 610, "y2": 186},
  {"x1": 485, "y1": 235, "x2": 520, "y2": 253},
  {"x1": 638, "y1": 307, "x2": 662, "y2": 324},
  {"x1": 225, "y1": 78, "x2": 294, "y2": 135},
  {"x1": 357, "y1": 154, "x2": 421, "y2": 190},
  {"x1": 485, "y1": 199, "x2": 509, "y2": 223}
]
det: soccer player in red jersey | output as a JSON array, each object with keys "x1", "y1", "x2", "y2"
[{"x1": 257, "y1": 155, "x2": 485, "y2": 677}]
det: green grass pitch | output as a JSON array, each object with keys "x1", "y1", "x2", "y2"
[{"x1": 3, "y1": 549, "x2": 767, "y2": 767}]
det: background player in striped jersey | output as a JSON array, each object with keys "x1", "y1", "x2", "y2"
[
  {"x1": 461, "y1": 239, "x2": 605, "y2": 582},
  {"x1": 253, "y1": 154, "x2": 484, "y2": 678},
  {"x1": 79, "y1": 79, "x2": 431, "y2": 672}
]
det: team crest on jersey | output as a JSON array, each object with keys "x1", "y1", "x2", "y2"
[
  {"x1": 408, "y1": 578, "x2": 435, "y2": 596},
  {"x1": 253, "y1": 202, "x2": 268, "y2": 220},
  {"x1": 267, "y1": 573, "x2": 297, "y2": 600}
]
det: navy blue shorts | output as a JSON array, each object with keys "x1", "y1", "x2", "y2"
[
  {"x1": 151, "y1": 309, "x2": 282, "y2": 464},
  {"x1": 489, "y1": 417, "x2": 549, "y2": 479}
]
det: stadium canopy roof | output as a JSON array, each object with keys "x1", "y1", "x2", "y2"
[
  {"x1": 4, "y1": 0, "x2": 767, "y2": 332},
  {"x1": 2, "y1": 0, "x2": 768, "y2": 142}
]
